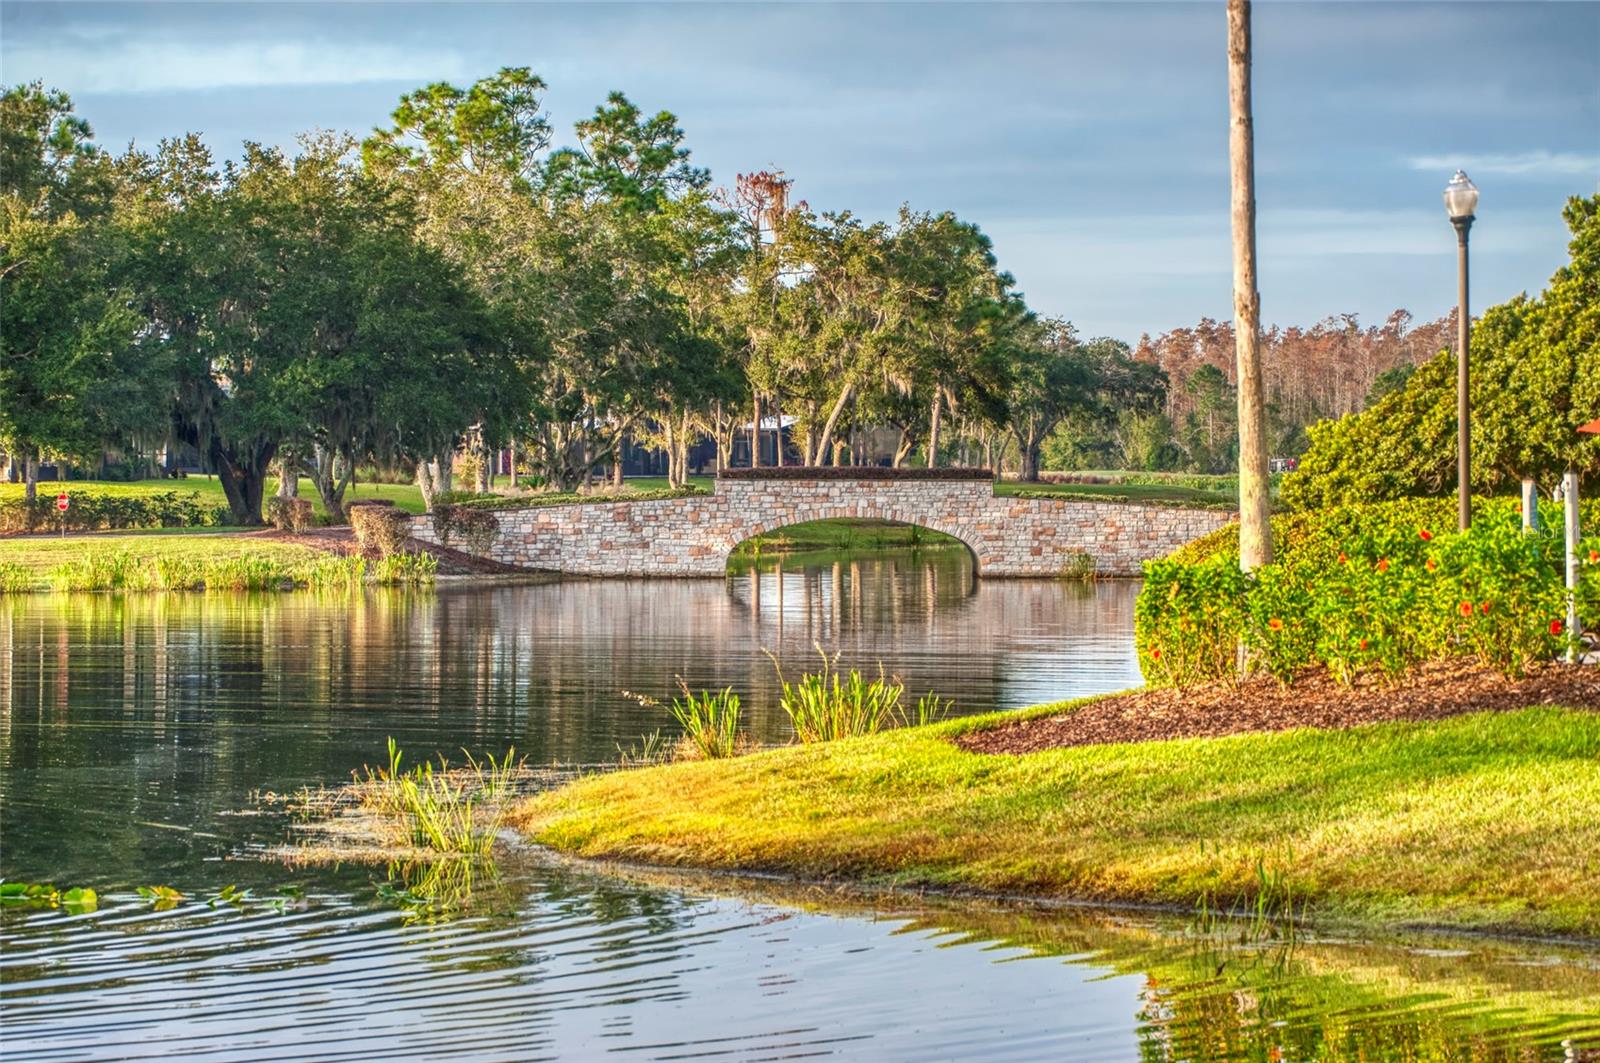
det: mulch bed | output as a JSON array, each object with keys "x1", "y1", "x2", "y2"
[
  {"x1": 957, "y1": 657, "x2": 1600, "y2": 755},
  {"x1": 250, "y1": 527, "x2": 528, "y2": 576}
]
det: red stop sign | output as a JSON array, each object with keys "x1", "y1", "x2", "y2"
[{"x1": 56, "y1": 493, "x2": 69, "y2": 512}]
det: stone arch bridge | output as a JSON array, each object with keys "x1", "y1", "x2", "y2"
[{"x1": 410, "y1": 469, "x2": 1233, "y2": 578}]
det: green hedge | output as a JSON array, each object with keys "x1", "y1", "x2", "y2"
[
  {"x1": 444, "y1": 486, "x2": 707, "y2": 511},
  {"x1": 0, "y1": 491, "x2": 230, "y2": 533},
  {"x1": 1137, "y1": 497, "x2": 1598, "y2": 686},
  {"x1": 1005, "y1": 487, "x2": 1236, "y2": 511}
]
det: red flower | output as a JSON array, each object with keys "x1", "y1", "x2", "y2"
[
  {"x1": 1419, "y1": 528, "x2": 1433, "y2": 541},
  {"x1": 1359, "y1": 638, "x2": 1369, "y2": 650},
  {"x1": 1337, "y1": 552, "x2": 1348, "y2": 564},
  {"x1": 1550, "y1": 619, "x2": 1564, "y2": 636},
  {"x1": 1268, "y1": 617, "x2": 1283, "y2": 631},
  {"x1": 1459, "y1": 601, "x2": 1474, "y2": 617},
  {"x1": 1590, "y1": 550, "x2": 1599, "y2": 564},
  {"x1": 1479, "y1": 601, "x2": 1492, "y2": 615},
  {"x1": 1151, "y1": 648, "x2": 1162, "y2": 660},
  {"x1": 1425, "y1": 557, "x2": 1438, "y2": 572},
  {"x1": 1376, "y1": 558, "x2": 1390, "y2": 573}
]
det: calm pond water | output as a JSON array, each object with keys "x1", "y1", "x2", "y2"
[{"x1": 2, "y1": 547, "x2": 1597, "y2": 1061}]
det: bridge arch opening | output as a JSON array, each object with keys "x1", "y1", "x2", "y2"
[{"x1": 725, "y1": 515, "x2": 979, "y2": 574}]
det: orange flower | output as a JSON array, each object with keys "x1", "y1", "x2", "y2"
[
  {"x1": 1550, "y1": 619, "x2": 1564, "y2": 635},
  {"x1": 1479, "y1": 601, "x2": 1492, "y2": 615},
  {"x1": 1337, "y1": 552, "x2": 1348, "y2": 564},
  {"x1": 1376, "y1": 558, "x2": 1390, "y2": 573},
  {"x1": 1459, "y1": 601, "x2": 1474, "y2": 617},
  {"x1": 1590, "y1": 550, "x2": 1599, "y2": 564},
  {"x1": 1151, "y1": 648, "x2": 1162, "y2": 660},
  {"x1": 1419, "y1": 528, "x2": 1433, "y2": 541},
  {"x1": 1425, "y1": 557, "x2": 1438, "y2": 572},
  {"x1": 1359, "y1": 638, "x2": 1369, "y2": 650},
  {"x1": 1268, "y1": 617, "x2": 1283, "y2": 631}
]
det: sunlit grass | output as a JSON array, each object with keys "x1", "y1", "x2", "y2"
[
  {"x1": 514, "y1": 701, "x2": 1600, "y2": 938},
  {"x1": 0, "y1": 478, "x2": 427, "y2": 517},
  {"x1": 0, "y1": 538, "x2": 437, "y2": 593}
]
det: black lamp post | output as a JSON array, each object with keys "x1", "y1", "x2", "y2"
[{"x1": 1444, "y1": 169, "x2": 1479, "y2": 531}]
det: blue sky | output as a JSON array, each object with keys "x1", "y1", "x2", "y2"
[{"x1": 3, "y1": 1, "x2": 1596, "y2": 342}]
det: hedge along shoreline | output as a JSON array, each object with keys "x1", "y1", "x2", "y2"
[
  {"x1": 1137, "y1": 496, "x2": 1600, "y2": 687},
  {"x1": 0, "y1": 491, "x2": 231, "y2": 533}
]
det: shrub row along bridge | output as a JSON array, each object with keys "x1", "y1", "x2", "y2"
[{"x1": 410, "y1": 469, "x2": 1235, "y2": 578}]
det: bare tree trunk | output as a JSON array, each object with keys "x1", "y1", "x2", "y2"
[
  {"x1": 811, "y1": 381, "x2": 855, "y2": 467},
  {"x1": 275, "y1": 454, "x2": 298, "y2": 498},
  {"x1": 751, "y1": 393, "x2": 764, "y2": 468},
  {"x1": 1228, "y1": 0, "x2": 1272, "y2": 570},
  {"x1": 772, "y1": 393, "x2": 784, "y2": 466},
  {"x1": 927, "y1": 391, "x2": 943, "y2": 468},
  {"x1": 23, "y1": 451, "x2": 38, "y2": 504}
]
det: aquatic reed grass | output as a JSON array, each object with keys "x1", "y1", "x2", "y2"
[
  {"x1": 356, "y1": 738, "x2": 524, "y2": 855},
  {"x1": 769, "y1": 647, "x2": 904, "y2": 743},
  {"x1": 669, "y1": 683, "x2": 743, "y2": 760}
]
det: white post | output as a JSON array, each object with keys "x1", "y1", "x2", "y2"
[
  {"x1": 1521, "y1": 478, "x2": 1539, "y2": 532},
  {"x1": 1564, "y1": 468, "x2": 1580, "y2": 664}
]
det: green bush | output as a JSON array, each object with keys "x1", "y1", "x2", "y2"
[
  {"x1": 0, "y1": 491, "x2": 229, "y2": 533},
  {"x1": 350, "y1": 504, "x2": 413, "y2": 557},
  {"x1": 1138, "y1": 500, "x2": 1587, "y2": 686},
  {"x1": 1135, "y1": 556, "x2": 1250, "y2": 687},
  {"x1": 432, "y1": 504, "x2": 499, "y2": 555},
  {"x1": 1280, "y1": 195, "x2": 1599, "y2": 511},
  {"x1": 266, "y1": 497, "x2": 314, "y2": 533}
]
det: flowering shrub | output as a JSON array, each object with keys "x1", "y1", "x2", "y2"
[
  {"x1": 1135, "y1": 556, "x2": 1249, "y2": 687},
  {"x1": 1138, "y1": 501, "x2": 1586, "y2": 687}
]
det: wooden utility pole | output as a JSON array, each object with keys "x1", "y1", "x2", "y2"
[{"x1": 1228, "y1": 0, "x2": 1273, "y2": 570}]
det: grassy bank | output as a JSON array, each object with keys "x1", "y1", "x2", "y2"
[
  {"x1": 515, "y1": 699, "x2": 1600, "y2": 938},
  {"x1": 1, "y1": 478, "x2": 426, "y2": 517},
  {"x1": 0, "y1": 532, "x2": 433, "y2": 591},
  {"x1": 733, "y1": 518, "x2": 963, "y2": 556}
]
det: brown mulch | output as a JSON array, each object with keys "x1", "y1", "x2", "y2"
[
  {"x1": 956, "y1": 657, "x2": 1600, "y2": 755},
  {"x1": 250, "y1": 526, "x2": 531, "y2": 576}
]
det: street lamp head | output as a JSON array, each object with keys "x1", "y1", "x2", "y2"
[{"x1": 1443, "y1": 170, "x2": 1479, "y2": 220}]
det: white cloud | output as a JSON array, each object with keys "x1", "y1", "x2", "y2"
[
  {"x1": 2, "y1": 39, "x2": 470, "y2": 94},
  {"x1": 1405, "y1": 151, "x2": 1600, "y2": 178}
]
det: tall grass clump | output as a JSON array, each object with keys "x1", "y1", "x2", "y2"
[
  {"x1": 371, "y1": 552, "x2": 438, "y2": 585},
  {"x1": 769, "y1": 647, "x2": 905, "y2": 743},
  {"x1": 303, "y1": 555, "x2": 367, "y2": 591},
  {"x1": 0, "y1": 562, "x2": 36, "y2": 593},
  {"x1": 357, "y1": 738, "x2": 522, "y2": 856},
  {"x1": 669, "y1": 683, "x2": 743, "y2": 760},
  {"x1": 47, "y1": 550, "x2": 143, "y2": 591}
]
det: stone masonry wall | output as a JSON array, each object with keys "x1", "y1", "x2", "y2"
[{"x1": 410, "y1": 477, "x2": 1234, "y2": 577}]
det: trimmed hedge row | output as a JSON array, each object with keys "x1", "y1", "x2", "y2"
[
  {"x1": 0, "y1": 491, "x2": 230, "y2": 533},
  {"x1": 1005, "y1": 488, "x2": 1237, "y2": 511},
  {"x1": 445, "y1": 486, "x2": 707, "y2": 511},
  {"x1": 1137, "y1": 497, "x2": 1599, "y2": 685}
]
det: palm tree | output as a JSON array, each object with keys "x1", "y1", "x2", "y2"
[{"x1": 1228, "y1": 0, "x2": 1273, "y2": 569}]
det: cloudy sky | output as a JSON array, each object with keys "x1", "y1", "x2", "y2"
[{"x1": 3, "y1": 1, "x2": 1596, "y2": 341}]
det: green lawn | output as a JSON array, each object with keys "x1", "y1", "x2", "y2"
[
  {"x1": 0, "y1": 532, "x2": 338, "y2": 590},
  {"x1": 2, "y1": 478, "x2": 427, "y2": 517},
  {"x1": 515, "y1": 698, "x2": 1600, "y2": 938},
  {"x1": 734, "y1": 518, "x2": 961, "y2": 554}
]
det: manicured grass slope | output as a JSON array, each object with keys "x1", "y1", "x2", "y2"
[
  {"x1": 516, "y1": 701, "x2": 1600, "y2": 937},
  {"x1": 1, "y1": 478, "x2": 427, "y2": 516},
  {"x1": 0, "y1": 533, "x2": 333, "y2": 590}
]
